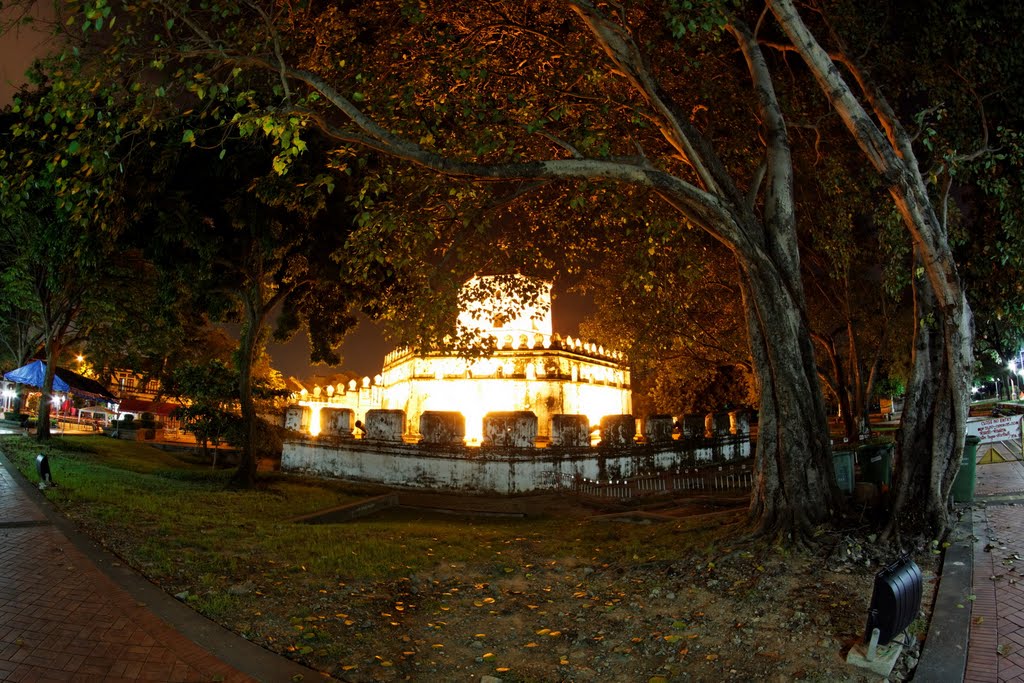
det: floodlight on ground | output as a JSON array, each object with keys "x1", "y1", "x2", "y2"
[
  {"x1": 864, "y1": 553, "x2": 923, "y2": 649},
  {"x1": 846, "y1": 553, "x2": 922, "y2": 676}
]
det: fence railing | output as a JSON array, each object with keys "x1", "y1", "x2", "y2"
[{"x1": 561, "y1": 459, "x2": 754, "y2": 499}]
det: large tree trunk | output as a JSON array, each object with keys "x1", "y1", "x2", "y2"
[
  {"x1": 883, "y1": 197, "x2": 973, "y2": 541},
  {"x1": 887, "y1": 257, "x2": 964, "y2": 536},
  {"x1": 814, "y1": 332, "x2": 857, "y2": 440},
  {"x1": 229, "y1": 295, "x2": 262, "y2": 488},
  {"x1": 36, "y1": 339, "x2": 57, "y2": 440},
  {"x1": 740, "y1": 254, "x2": 839, "y2": 542},
  {"x1": 769, "y1": 0, "x2": 974, "y2": 540}
]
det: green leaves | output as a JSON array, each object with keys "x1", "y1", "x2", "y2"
[
  {"x1": 81, "y1": 0, "x2": 112, "y2": 33},
  {"x1": 664, "y1": 0, "x2": 736, "y2": 38}
]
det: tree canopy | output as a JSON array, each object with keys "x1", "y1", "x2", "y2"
[{"x1": 3, "y1": 0, "x2": 1022, "y2": 541}]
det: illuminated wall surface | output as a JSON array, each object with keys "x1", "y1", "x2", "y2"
[
  {"x1": 380, "y1": 345, "x2": 630, "y2": 443},
  {"x1": 288, "y1": 275, "x2": 632, "y2": 444}
]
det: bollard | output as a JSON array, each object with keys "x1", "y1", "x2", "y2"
[{"x1": 35, "y1": 453, "x2": 53, "y2": 487}]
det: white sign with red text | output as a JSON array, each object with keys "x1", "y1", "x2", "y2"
[{"x1": 966, "y1": 415, "x2": 1023, "y2": 444}]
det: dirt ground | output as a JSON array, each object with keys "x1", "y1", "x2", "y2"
[{"x1": 206, "y1": 495, "x2": 940, "y2": 683}]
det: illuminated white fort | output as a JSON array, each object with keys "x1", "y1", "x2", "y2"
[
  {"x1": 282, "y1": 276, "x2": 752, "y2": 494},
  {"x1": 288, "y1": 275, "x2": 632, "y2": 444}
]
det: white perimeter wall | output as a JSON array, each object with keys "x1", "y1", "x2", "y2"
[{"x1": 281, "y1": 437, "x2": 751, "y2": 494}]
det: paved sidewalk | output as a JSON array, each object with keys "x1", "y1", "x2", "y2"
[
  {"x1": 0, "y1": 452, "x2": 325, "y2": 682},
  {"x1": 965, "y1": 451, "x2": 1024, "y2": 683}
]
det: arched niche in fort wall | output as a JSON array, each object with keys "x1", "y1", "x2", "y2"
[
  {"x1": 482, "y1": 411, "x2": 538, "y2": 448},
  {"x1": 551, "y1": 414, "x2": 590, "y2": 447},
  {"x1": 321, "y1": 408, "x2": 355, "y2": 437},
  {"x1": 644, "y1": 415, "x2": 675, "y2": 444},
  {"x1": 364, "y1": 409, "x2": 406, "y2": 442},
  {"x1": 419, "y1": 411, "x2": 466, "y2": 445},
  {"x1": 599, "y1": 414, "x2": 637, "y2": 446}
]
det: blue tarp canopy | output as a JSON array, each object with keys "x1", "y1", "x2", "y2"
[{"x1": 3, "y1": 360, "x2": 116, "y2": 402}]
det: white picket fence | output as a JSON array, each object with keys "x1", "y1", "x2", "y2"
[{"x1": 563, "y1": 460, "x2": 754, "y2": 499}]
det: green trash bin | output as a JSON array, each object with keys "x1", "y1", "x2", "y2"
[
  {"x1": 857, "y1": 441, "x2": 894, "y2": 488},
  {"x1": 833, "y1": 449, "x2": 855, "y2": 494},
  {"x1": 952, "y1": 435, "x2": 981, "y2": 503}
]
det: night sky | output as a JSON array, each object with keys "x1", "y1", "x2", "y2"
[
  {"x1": 0, "y1": 12, "x2": 595, "y2": 383},
  {"x1": 0, "y1": 3, "x2": 52, "y2": 107},
  {"x1": 272, "y1": 289, "x2": 594, "y2": 381}
]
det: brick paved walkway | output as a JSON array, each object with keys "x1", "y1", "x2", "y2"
[
  {"x1": 967, "y1": 447, "x2": 1024, "y2": 683},
  {"x1": 0, "y1": 461, "x2": 253, "y2": 682}
]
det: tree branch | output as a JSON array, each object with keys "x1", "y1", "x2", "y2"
[{"x1": 566, "y1": 0, "x2": 733, "y2": 199}]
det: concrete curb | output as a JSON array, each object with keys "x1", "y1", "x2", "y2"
[
  {"x1": 0, "y1": 446, "x2": 333, "y2": 683},
  {"x1": 915, "y1": 509, "x2": 974, "y2": 681}
]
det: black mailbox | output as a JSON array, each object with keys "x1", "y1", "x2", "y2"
[{"x1": 864, "y1": 553, "x2": 923, "y2": 646}]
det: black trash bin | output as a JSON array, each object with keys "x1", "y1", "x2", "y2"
[{"x1": 857, "y1": 441, "x2": 894, "y2": 489}]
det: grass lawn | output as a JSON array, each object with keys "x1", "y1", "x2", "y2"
[
  {"x1": 2, "y1": 435, "x2": 726, "y2": 577},
  {"x1": 1, "y1": 436, "x2": 908, "y2": 682}
]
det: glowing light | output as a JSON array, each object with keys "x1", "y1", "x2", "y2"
[
  {"x1": 457, "y1": 275, "x2": 553, "y2": 340},
  {"x1": 302, "y1": 274, "x2": 632, "y2": 443}
]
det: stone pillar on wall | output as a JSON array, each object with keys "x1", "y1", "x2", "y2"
[
  {"x1": 599, "y1": 414, "x2": 636, "y2": 447},
  {"x1": 285, "y1": 406, "x2": 310, "y2": 433},
  {"x1": 704, "y1": 412, "x2": 733, "y2": 460},
  {"x1": 551, "y1": 414, "x2": 590, "y2": 447},
  {"x1": 419, "y1": 411, "x2": 466, "y2": 445},
  {"x1": 364, "y1": 409, "x2": 405, "y2": 442},
  {"x1": 644, "y1": 415, "x2": 675, "y2": 444},
  {"x1": 726, "y1": 410, "x2": 751, "y2": 460},
  {"x1": 707, "y1": 412, "x2": 732, "y2": 437},
  {"x1": 482, "y1": 411, "x2": 538, "y2": 448},
  {"x1": 682, "y1": 414, "x2": 705, "y2": 439},
  {"x1": 729, "y1": 410, "x2": 750, "y2": 436},
  {"x1": 321, "y1": 408, "x2": 355, "y2": 437}
]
